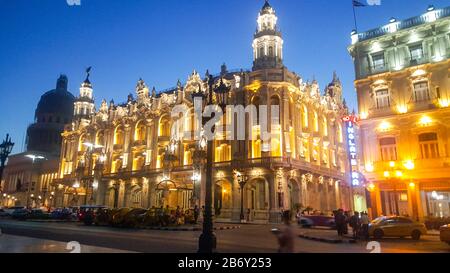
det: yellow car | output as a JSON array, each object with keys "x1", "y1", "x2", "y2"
[
  {"x1": 440, "y1": 225, "x2": 450, "y2": 245},
  {"x1": 369, "y1": 216, "x2": 427, "y2": 240}
]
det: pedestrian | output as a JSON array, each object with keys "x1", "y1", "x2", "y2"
[
  {"x1": 334, "y1": 209, "x2": 346, "y2": 237},
  {"x1": 193, "y1": 205, "x2": 200, "y2": 224},
  {"x1": 246, "y1": 208, "x2": 251, "y2": 222},
  {"x1": 360, "y1": 212, "x2": 370, "y2": 241},
  {"x1": 175, "y1": 206, "x2": 182, "y2": 226},
  {"x1": 349, "y1": 211, "x2": 361, "y2": 239},
  {"x1": 275, "y1": 210, "x2": 295, "y2": 253}
]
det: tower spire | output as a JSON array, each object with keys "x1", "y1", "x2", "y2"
[{"x1": 252, "y1": 0, "x2": 284, "y2": 71}]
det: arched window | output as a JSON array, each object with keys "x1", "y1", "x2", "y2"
[
  {"x1": 259, "y1": 46, "x2": 264, "y2": 58},
  {"x1": 313, "y1": 111, "x2": 319, "y2": 132},
  {"x1": 135, "y1": 121, "x2": 147, "y2": 142},
  {"x1": 158, "y1": 116, "x2": 170, "y2": 137},
  {"x1": 322, "y1": 117, "x2": 328, "y2": 136},
  {"x1": 302, "y1": 105, "x2": 308, "y2": 128},
  {"x1": 268, "y1": 46, "x2": 274, "y2": 57},
  {"x1": 96, "y1": 131, "x2": 105, "y2": 147},
  {"x1": 270, "y1": 96, "x2": 281, "y2": 157},
  {"x1": 114, "y1": 126, "x2": 125, "y2": 146}
]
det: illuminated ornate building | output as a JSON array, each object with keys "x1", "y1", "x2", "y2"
[
  {"x1": 54, "y1": 1, "x2": 351, "y2": 222},
  {"x1": 349, "y1": 6, "x2": 450, "y2": 220}
]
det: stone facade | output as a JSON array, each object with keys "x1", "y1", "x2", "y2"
[
  {"x1": 349, "y1": 5, "x2": 450, "y2": 220},
  {"x1": 53, "y1": 1, "x2": 352, "y2": 222}
]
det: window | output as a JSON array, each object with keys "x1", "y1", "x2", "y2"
[
  {"x1": 413, "y1": 81, "x2": 429, "y2": 102},
  {"x1": 379, "y1": 137, "x2": 397, "y2": 161},
  {"x1": 375, "y1": 89, "x2": 390, "y2": 109},
  {"x1": 409, "y1": 44, "x2": 423, "y2": 61},
  {"x1": 419, "y1": 133, "x2": 439, "y2": 159},
  {"x1": 269, "y1": 46, "x2": 274, "y2": 57},
  {"x1": 372, "y1": 52, "x2": 385, "y2": 71}
]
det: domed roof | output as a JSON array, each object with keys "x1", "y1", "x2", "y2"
[{"x1": 35, "y1": 75, "x2": 75, "y2": 118}]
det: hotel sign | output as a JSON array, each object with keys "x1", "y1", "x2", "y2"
[{"x1": 343, "y1": 115, "x2": 360, "y2": 186}]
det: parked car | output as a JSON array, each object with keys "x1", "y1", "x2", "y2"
[
  {"x1": 111, "y1": 208, "x2": 132, "y2": 227},
  {"x1": 50, "y1": 208, "x2": 73, "y2": 220},
  {"x1": 4, "y1": 206, "x2": 26, "y2": 216},
  {"x1": 298, "y1": 215, "x2": 336, "y2": 229},
  {"x1": 440, "y1": 225, "x2": 450, "y2": 245},
  {"x1": 122, "y1": 208, "x2": 148, "y2": 228},
  {"x1": 0, "y1": 209, "x2": 9, "y2": 217},
  {"x1": 26, "y1": 209, "x2": 51, "y2": 220},
  {"x1": 11, "y1": 208, "x2": 30, "y2": 220},
  {"x1": 369, "y1": 216, "x2": 427, "y2": 240},
  {"x1": 141, "y1": 208, "x2": 158, "y2": 226},
  {"x1": 94, "y1": 208, "x2": 115, "y2": 226},
  {"x1": 78, "y1": 205, "x2": 106, "y2": 222}
]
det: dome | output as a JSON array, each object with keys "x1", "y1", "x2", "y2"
[
  {"x1": 27, "y1": 75, "x2": 75, "y2": 155},
  {"x1": 35, "y1": 75, "x2": 75, "y2": 118}
]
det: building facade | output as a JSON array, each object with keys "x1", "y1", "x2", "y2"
[
  {"x1": 54, "y1": 1, "x2": 352, "y2": 222},
  {"x1": 2, "y1": 75, "x2": 75, "y2": 208},
  {"x1": 349, "y1": 6, "x2": 450, "y2": 220}
]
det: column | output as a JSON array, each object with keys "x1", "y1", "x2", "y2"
[{"x1": 267, "y1": 173, "x2": 279, "y2": 223}]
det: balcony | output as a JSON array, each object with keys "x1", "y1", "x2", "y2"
[
  {"x1": 355, "y1": 6, "x2": 450, "y2": 43},
  {"x1": 113, "y1": 144, "x2": 123, "y2": 150},
  {"x1": 133, "y1": 139, "x2": 146, "y2": 147}
]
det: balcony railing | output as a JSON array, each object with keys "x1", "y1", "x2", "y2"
[{"x1": 356, "y1": 6, "x2": 450, "y2": 42}]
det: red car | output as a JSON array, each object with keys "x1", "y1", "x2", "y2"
[
  {"x1": 298, "y1": 215, "x2": 336, "y2": 229},
  {"x1": 78, "y1": 205, "x2": 106, "y2": 221}
]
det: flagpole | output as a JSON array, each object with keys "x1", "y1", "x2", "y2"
[{"x1": 352, "y1": 1, "x2": 358, "y2": 32}]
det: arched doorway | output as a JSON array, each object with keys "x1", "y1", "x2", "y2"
[
  {"x1": 130, "y1": 185, "x2": 143, "y2": 208},
  {"x1": 244, "y1": 178, "x2": 269, "y2": 222},
  {"x1": 214, "y1": 180, "x2": 232, "y2": 219},
  {"x1": 155, "y1": 180, "x2": 193, "y2": 209}
]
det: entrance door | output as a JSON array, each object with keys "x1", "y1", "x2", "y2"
[{"x1": 214, "y1": 184, "x2": 223, "y2": 216}]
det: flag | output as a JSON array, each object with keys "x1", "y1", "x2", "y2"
[{"x1": 353, "y1": 0, "x2": 366, "y2": 7}]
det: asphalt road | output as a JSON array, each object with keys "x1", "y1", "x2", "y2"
[{"x1": 0, "y1": 220, "x2": 448, "y2": 253}]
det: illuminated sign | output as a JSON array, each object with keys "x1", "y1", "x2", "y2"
[{"x1": 343, "y1": 115, "x2": 360, "y2": 186}]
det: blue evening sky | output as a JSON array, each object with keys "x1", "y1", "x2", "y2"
[{"x1": 0, "y1": 0, "x2": 448, "y2": 154}]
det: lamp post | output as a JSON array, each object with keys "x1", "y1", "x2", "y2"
[
  {"x1": 234, "y1": 170, "x2": 249, "y2": 222},
  {"x1": 192, "y1": 72, "x2": 231, "y2": 253},
  {"x1": 0, "y1": 134, "x2": 14, "y2": 199},
  {"x1": 82, "y1": 142, "x2": 104, "y2": 205},
  {"x1": 25, "y1": 154, "x2": 45, "y2": 208}
]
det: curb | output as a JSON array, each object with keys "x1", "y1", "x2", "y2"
[
  {"x1": 143, "y1": 225, "x2": 241, "y2": 231},
  {"x1": 298, "y1": 233, "x2": 357, "y2": 244}
]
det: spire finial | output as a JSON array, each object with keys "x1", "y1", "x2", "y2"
[{"x1": 85, "y1": 66, "x2": 92, "y2": 83}]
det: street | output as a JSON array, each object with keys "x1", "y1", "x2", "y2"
[{"x1": 0, "y1": 220, "x2": 448, "y2": 253}]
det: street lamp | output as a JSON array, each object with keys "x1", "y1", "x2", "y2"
[
  {"x1": 192, "y1": 72, "x2": 231, "y2": 253},
  {"x1": 81, "y1": 142, "x2": 104, "y2": 205},
  {"x1": 383, "y1": 160, "x2": 414, "y2": 216},
  {"x1": 234, "y1": 170, "x2": 249, "y2": 222},
  {"x1": 25, "y1": 154, "x2": 46, "y2": 208},
  {"x1": 0, "y1": 134, "x2": 15, "y2": 197}
]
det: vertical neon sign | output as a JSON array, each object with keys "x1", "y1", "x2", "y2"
[{"x1": 343, "y1": 115, "x2": 360, "y2": 187}]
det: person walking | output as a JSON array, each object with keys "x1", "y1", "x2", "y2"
[
  {"x1": 275, "y1": 210, "x2": 295, "y2": 253},
  {"x1": 193, "y1": 205, "x2": 200, "y2": 224},
  {"x1": 334, "y1": 209, "x2": 346, "y2": 237},
  {"x1": 349, "y1": 211, "x2": 361, "y2": 239},
  {"x1": 360, "y1": 212, "x2": 370, "y2": 241},
  {"x1": 175, "y1": 206, "x2": 182, "y2": 226}
]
